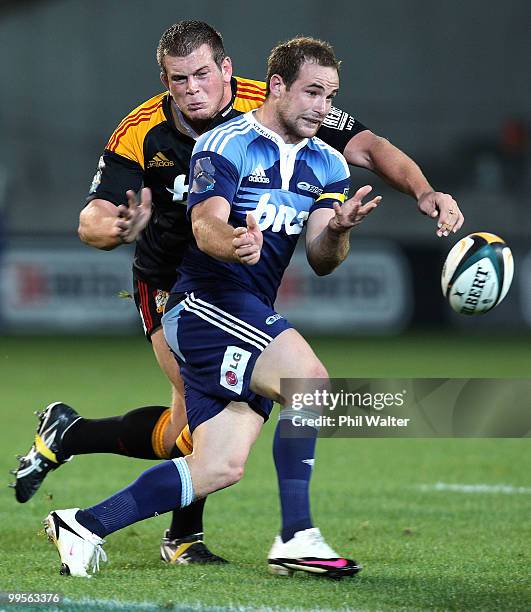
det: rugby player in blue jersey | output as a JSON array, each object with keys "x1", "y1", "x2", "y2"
[{"x1": 43, "y1": 37, "x2": 382, "y2": 579}]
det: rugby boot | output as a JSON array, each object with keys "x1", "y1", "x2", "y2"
[
  {"x1": 12, "y1": 402, "x2": 80, "y2": 502},
  {"x1": 160, "y1": 530, "x2": 228, "y2": 564},
  {"x1": 44, "y1": 508, "x2": 107, "y2": 578},
  {"x1": 268, "y1": 527, "x2": 361, "y2": 579}
]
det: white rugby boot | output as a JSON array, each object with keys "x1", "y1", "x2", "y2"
[
  {"x1": 268, "y1": 527, "x2": 361, "y2": 579},
  {"x1": 44, "y1": 508, "x2": 107, "y2": 578}
]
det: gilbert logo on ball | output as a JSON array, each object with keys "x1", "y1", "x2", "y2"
[{"x1": 441, "y1": 232, "x2": 514, "y2": 315}]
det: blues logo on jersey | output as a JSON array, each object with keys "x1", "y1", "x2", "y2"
[{"x1": 191, "y1": 157, "x2": 216, "y2": 194}]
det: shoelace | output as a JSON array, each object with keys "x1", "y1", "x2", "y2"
[
  {"x1": 306, "y1": 530, "x2": 338, "y2": 557},
  {"x1": 90, "y1": 543, "x2": 108, "y2": 573}
]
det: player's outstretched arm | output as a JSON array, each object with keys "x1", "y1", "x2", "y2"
[
  {"x1": 305, "y1": 185, "x2": 381, "y2": 276},
  {"x1": 192, "y1": 199, "x2": 262, "y2": 265},
  {"x1": 78, "y1": 188, "x2": 152, "y2": 250},
  {"x1": 343, "y1": 130, "x2": 464, "y2": 237}
]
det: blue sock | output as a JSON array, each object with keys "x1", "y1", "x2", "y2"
[
  {"x1": 75, "y1": 457, "x2": 194, "y2": 538},
  {"x1": 273, "y1": 414, "x2": 317, "y2": 542}
]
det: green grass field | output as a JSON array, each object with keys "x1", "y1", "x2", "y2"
[{"x1": 1, "y1": 333, "x2": 530, "y2": 611}]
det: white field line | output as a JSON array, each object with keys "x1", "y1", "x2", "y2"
[
  {"x1": 62, "y1": 601, "x2": 209, "y2": 611},
  {"x1": 61, "y1": 600, "x2": 225, "y2": 612},
  {"x1": 62, "y1": 599, "x2": 370, "y2": 612},
  {"x1": 418, "y1": 482, "x2": 531, "y2": 494}
]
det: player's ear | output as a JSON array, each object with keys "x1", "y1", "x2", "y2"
[
  {"x1": 220, "y1": 56, "x2": 233, "y2": 83},
  {"x1": 160, "y1": 71, "x2": 169, "y2": 90},
  {"x1": 269, "y1": 74, "x2": 284, "y2": 99}
]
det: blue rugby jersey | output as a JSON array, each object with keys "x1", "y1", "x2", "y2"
[{"x1": 174, "y1": 111, "x2": 350, "y2": 306}]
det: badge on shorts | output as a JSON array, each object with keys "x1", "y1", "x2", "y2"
[
  {"x1": 220, "y1": 346, "x2": 252, "y2": 395},
  {"x1": 266, "y1": 313, "x2": 283, "y2": 325},
  {"x1": 155, "y1": 290, "x2": 169, "y2": 314}
]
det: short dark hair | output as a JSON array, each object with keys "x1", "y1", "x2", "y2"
[
  {"x1": 266, "y1": 37, "x2": 340, "y2": 94},
  {"x1": 157, "y1": 20, "x2": 226, "y2": 73}
]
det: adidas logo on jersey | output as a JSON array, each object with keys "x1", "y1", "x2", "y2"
[
  {"x1": 148, "y1": 152, "x2": 175, "y2": 168},
  {"x1": 249, "y1": 164, "x2": 270, "y2": 184}
]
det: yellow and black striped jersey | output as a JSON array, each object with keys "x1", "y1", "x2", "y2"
[{"x1": 87, "y1": 76, "x2": 367, "y2": 286}]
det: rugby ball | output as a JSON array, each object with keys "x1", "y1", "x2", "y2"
[{"x1": 441, "y1": 232, "x2": 514, "y2": 315}]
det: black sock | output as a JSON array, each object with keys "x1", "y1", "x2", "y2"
[
  {"x1": 62, "y1": 405, "x2": 168, "y2": 459},
  {"x1": 168, "y1": 498, "x2": 206, "y2": 540}
]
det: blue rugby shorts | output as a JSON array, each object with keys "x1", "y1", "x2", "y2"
[{"x1": 162, "y1": 289, "x2": 292, "y2": 432}]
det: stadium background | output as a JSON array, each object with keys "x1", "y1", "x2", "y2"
[
  {"x1": 0, "y1": 1, "x2": 530, "y2": 610},
  {"x1": 1, "y1": 0, "x2": 530, "y2": 335}
]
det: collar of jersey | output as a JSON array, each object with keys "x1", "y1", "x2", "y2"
[
  {"x1": 244, "y1": 111, "x2": 309, "y2": 155},
  {"x1": 165, "y1": 86, "x2": 235, "y2": 141},
  {"x1": 171, "y1": 100, "x2": 200, "y2": 139}
]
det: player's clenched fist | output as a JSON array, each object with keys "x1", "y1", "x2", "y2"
[
  {"x1": 232, "y1": 212, "x2": 263, "y2": 265},
  {"x1": 329, "y1": 185, "x2": 381, "y2": 234}
]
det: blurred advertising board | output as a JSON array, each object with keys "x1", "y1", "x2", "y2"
[
  {"x1": 0, "y1": 241, "x2": 412, "y2": 334},
  {"x1": 276, "y1": 242, "x2": 413, "y2": 333},
  {"x1": 0, "y1": 246, "x2": 137, "y2": 332}
]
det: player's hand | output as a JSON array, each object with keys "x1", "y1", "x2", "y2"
[
  {"x1": 232, "y1": 212, "x2": 263, "y2": 265},
  {"x1": 328, "y1": 185, "x2": 381, "y2": 234},
  {"x1": 114, "y1": 188, "x2": 153, "y2": 243},
  {"x1": 417, "y1": 191, "x2": 464, "y2": 237}
]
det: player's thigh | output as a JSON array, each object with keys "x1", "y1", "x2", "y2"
[
  {"x1": 250, "y1": 328, "x2": 328, "y2": 404},
  {"x1": 151, "y1": 327, "x2": 182, "y2": 389},
  {"x1": 133, "y1": 274, "x2": 184, "y2": 393},
  {"x1": 133, "y1": 275, "x2": 187, "y2": 432},
  {"x1": 186, "y1": 401, "x2": 263, "y2": 497},
  {"x1": 151, "y1": 327, "x2": 184, "y2": 393},
  {"x1": 151, "y1": 328, "x2": 187, "y2": 431}
]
